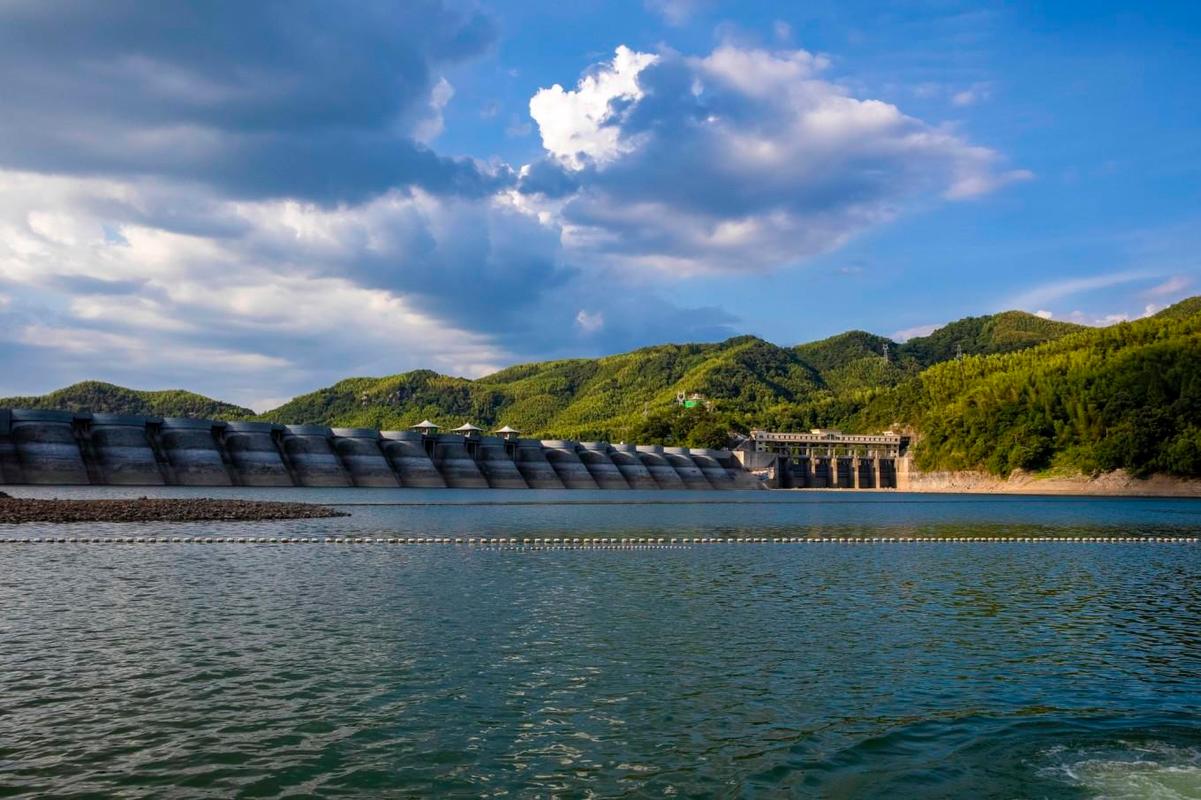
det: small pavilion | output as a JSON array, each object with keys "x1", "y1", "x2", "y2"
[
  {"x1": 452, "y1": 422, "x2": 483, "y2": 439},
  {"x1": 494, "y1": 425, "x2": 521, "y2": 441},
  {"x1": 411, "y1": 420, "x2": 439, "y2": 436}
]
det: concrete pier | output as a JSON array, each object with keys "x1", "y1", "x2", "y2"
[
  {"x1": 331, "y1": 428, "x2": 399, "y2": 487},
  {"x1": 475, "y1": 436, "x2": 529, "y2": 489},
  {"x1": 10, "y1": 410, "x2": 90, "y2": 485},
  {"x1": 577, "y1": 442, "x2": 630, "y2": 489},
  {"x1": 608, "y1": 444, "x2": 659, "y2": 489},
  {"x1": 158, "y1": 418, "x2": 234, "y2": 486},
  {"x1": 635, "y1": 445, "x2": 688, "y2": 489},
  {"x1": 663, "y1": 447, "x2": 712, "y2": 490},
  {"x1": 281, "y1": 425, "x2": 352, "y2": 487},
  {"x1": 541, "y1": 440, "x2": 600, "y2": 489},
  {"x1": 687, "y1": 449, "x2": 737, "y2": 490},
  {"x1": 513, "y1": 439, "x2": 565, "y2": 489},
  {"x1": 432, "y1": 434, "x2": 489, "y2": 488},
  {"x1": 379, "y1": 431, "x2": 446, "y2": 488},
  {"x1": 223, "y1": 422, "x2": 294, "y2": 487},
  {"x1": 88, "y1": 414, "x2": 167, "y2": 485}
]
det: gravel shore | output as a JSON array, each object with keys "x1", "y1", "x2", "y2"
[{"x1": 0, "y1": 494, "x2": 348, "y2": 524}]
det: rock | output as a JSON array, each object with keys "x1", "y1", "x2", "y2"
[{"x1": 0, "y1": 497, "x2": 349, "y2": 524}]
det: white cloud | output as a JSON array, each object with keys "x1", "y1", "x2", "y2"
[
  {"x1": 1143, "y1": 275, "x2": 1191, "y2": 298},
  {"x1": 892, "y1": 323, "x2": 939, "y2": 342},
  {"x1": 1035, "y1": 309, "x2": 1054, "y2": 319},
  {"x1": 951, "y1": 83, "x2": 992, "y2": 107},
  {"x1": 528, "y1": 44, "x2": 1030, "y2": 275},
  {"x1": 0, "y1": 170, "x2": 513, "y2": 404},
  {"x1": 529, "y1": 46, "x2": 658, "y2": 169},
  {"x1": 575, "y1": 309, "x2": 605, "y2": 333},
  {"x1": 645, "y1": 0, "x2": 708, "y2": 25},
  {"x1": 413, "y1": 77, "x2": 456, "y2": 143},
  {"x1": 1007, "y1": 271, "x2": 1150, "y2": 309}
]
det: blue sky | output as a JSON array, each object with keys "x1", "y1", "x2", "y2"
[{"x1": 0, "y1": 0, "x2": 1197, "y2": 409}]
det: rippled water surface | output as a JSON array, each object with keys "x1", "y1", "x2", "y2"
[{"x1": 3, "y1": 489, "x2": 1201, "y2": 798}]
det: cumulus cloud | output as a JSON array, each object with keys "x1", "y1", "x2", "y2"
[
  {"x1": 0, "y1": 0, "x2": 504, "y2": 204},
  {"x1": 526, "y1": 45, "x2": 1031, "y2": 274},
  {"x1": 530, "y1": 46, "x2": 659, "y2": 169},
  {"x1": 0, "y1": 170, "x2": 511, "y2": 406},
  {"x1": 0, "y1": 13, "x2": 1030, "y2": 404}
]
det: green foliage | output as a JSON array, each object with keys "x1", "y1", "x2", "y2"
[
  {"x1": 0, "y1": 381, "x2": 254, "y2": 419},
  {"x1": 898, "y1": 311, "x2": 1082, "y2": 365},
  {"x1": 846, "y1": 298, "x2": 1201, "y2": 477},
  {"x1": 11, "y1": 302, "x2": 1192, "y2": 481}
]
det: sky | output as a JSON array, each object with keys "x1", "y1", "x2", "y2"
[{"x1": 0, "y1": 0, "x2": 1198, "y2": 410}]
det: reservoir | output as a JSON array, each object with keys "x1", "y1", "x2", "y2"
[{"x1": 2, "y1": 490, "x2": 1201, "y2": 798}]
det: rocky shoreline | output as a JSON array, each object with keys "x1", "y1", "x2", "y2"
[
  {"x1": 0, "y1": 493, "x2": 348, "y2": 524},
  {"x1": 898, "y1": 468, "x2": 1201, "y2": 498}
]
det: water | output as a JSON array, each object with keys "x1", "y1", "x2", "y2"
[{"x1": 2, "y1": 489, "x2": 1201, "y2": 798}]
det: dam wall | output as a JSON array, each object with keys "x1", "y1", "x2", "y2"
[
  {"x1": 541, "y1": 440, "x2": 600, "y2": 489},
  {"x1": 222, "y1": 422, "x2": 294, "y2": 487},
  {"x1": 331, "y1": 428, "x2": 399, "y2": 488},
  {"x1": 577, "y1": 442, "x2": 629, "y2": 490},
  {"x1": 475, "y1": 437, "x2": 529, "y2": 489},
  {"x1": 379, "y1": 431, "x2": 446, "y2": 488},
  {"x1": 608, "y1": 444, "x2": 659, "y2": 489},
  {"x1": 635, "y1": 445, "x2": 688, "y2": 490},
  {"x1": 159, "y1": 418, "x2": 235, "y2": 486},
  {"x1": 662, "y1": 447, "x2": 713, "y2": 490},
  {"x1": 513, "y1": 439, "x2": 565, "y2": 489},
  {"x1": 0, "y1": 408, "x2": 783, "y2": 490}
]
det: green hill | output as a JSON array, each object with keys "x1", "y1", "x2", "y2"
[
  {"x1": 898, "y1": 311, "x2": 1083, "y2": 365},
  {"x1": 257, "y1": 336, "x2": 825, "y2": 442},
  {"x1": 255, "y1": 309, "x2": 1085, "y2": 446},
  {"x1": 844, "y1": 298, "x2": 1201, "y2": 477},
  {"x1": 0, "y1": 306, "x2": 1122, "y2": 460},
  {"x1": 0, "y1": 381, "x2": 254, "y2": 420}
]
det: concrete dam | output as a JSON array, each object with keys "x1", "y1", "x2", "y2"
[
  {"x1": 0, "y1": 409, "x2": 765, "y2": 490},
  {"x1": 735, "y1": 429, "x2": 909, "y2": 489}
]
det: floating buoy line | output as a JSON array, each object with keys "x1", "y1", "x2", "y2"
[{"x1": 0, "y1": 535, "x2": 1197, "y2": 547}]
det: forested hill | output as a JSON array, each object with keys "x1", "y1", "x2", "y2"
[
  {"x1": 846, "y1": 299, "x2": 1201, "y2": 477},
  {"x1": 256, "y1": 309, "x2": 1080, "y2": 440},
  {"x1": 0, "y1": 381, "x2": 255, "y2": 420}
]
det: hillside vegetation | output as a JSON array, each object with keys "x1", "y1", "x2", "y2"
[
  {"x1": 256, "y1": 310, "x2": 1082, "y2": 448},
  {"x1": 12, "y1": 303, "x2": 1198, "y2": 481},
  {"x1": 0, "y1": 381, "x2": 254, "y2": 420},
  {"x1": 843, "y1": 301, "x2": 1201, "y2": 478}
]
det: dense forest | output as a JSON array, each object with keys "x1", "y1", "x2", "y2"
[
  {"x1": 6, "y1": 301, "x2": 1198, "y2": 479},
  {"x1": 0, "y1": 381, "x2": 254, "y2": 420}
]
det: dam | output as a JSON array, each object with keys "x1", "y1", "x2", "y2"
[
  {"x1": 734, "y1": 429, "x2": 909, "y2": 489},
  {"x1": 0, "y1": 410, "x2": 769, "y2": 490}
]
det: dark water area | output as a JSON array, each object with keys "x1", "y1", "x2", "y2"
[{"x1": 3, "y1": 490, "x2": 1201, "y2": 798}]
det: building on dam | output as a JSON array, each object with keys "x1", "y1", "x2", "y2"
[{"x1": 734, "y1": 429, "x2": 910, "y2": 489}]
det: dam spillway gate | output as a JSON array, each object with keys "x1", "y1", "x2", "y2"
[
  {"x1": 736, "y1": 429, "x2": 910, "y2": 489},
  {"x1": 0, "y1": 409, "x2": 771, "y2": 490}
]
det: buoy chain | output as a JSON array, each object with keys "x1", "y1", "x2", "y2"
[{"x1": 0, "y1": 535, "x2": 1197, "y2": 546}]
